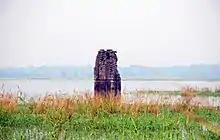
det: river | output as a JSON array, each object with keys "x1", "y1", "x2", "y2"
[{"x1": 0, "y1": 79, "x2": 220, "y2": 97}]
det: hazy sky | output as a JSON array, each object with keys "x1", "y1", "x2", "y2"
[{"x1": 0, "y1": 0, "x2": 220, "y2": 67}]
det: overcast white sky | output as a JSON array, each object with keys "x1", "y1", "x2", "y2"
[{"x1": 0, "y1": 0, "x2": 220, "y2": 67}]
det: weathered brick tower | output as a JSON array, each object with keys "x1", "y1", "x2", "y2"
[{"x1": 94, "y1": 49, "x2": 121, "y2": 97}]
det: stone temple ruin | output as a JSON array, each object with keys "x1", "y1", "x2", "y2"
[{"x1": 94, "y1": 49, "x2": 121, "y2": 97}]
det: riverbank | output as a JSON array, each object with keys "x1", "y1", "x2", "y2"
[{"x1": 129, "y1": 90, "x2": 220, "y2": 97}]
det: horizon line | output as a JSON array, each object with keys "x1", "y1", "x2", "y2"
[{"x1": 0, "y1": 62, "x2": 219, "y2": 69}]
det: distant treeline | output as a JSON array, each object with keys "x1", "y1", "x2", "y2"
[{"x1": 0, "y1": 64, "x2": 220, "y2": 80}]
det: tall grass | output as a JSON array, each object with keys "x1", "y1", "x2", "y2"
[{"x1": 0, "y1": 88, "x2": 220, "y2": 139}]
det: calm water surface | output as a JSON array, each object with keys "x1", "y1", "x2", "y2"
[{"x1": 0, "y1": 79, "x2": 220, "y2": 98}]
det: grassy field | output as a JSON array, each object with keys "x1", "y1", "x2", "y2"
[{"x1": 0, "y1": 89, "x2": 220, "y2": 139}]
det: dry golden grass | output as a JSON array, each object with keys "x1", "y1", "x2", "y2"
[
  {"x1": 29, "y1": 94, "x2": 75, "y2": 116},
  {"x1": 0, "y1": 92, "x2": 18, "y2": 113}
]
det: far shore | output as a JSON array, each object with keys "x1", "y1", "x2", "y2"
[{"x1": 0, "y1": 77, "x2": 220, "y2": 82}]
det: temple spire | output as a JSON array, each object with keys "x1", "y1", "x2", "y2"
[{"x1": 94, "y1": 49, "x2": 121, "y2": 96}]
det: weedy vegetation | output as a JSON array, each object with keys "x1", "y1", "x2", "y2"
[
  {"x1": 131, "y1": 86, "x2": 220, "y2": 97},
  {"x1": 0, "y1": 86, "x2": 220, "y2": 139}
]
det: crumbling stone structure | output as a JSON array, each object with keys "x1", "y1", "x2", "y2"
[{"x1": 94, "y1": 49, "x2": 121, "y2": 97}]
